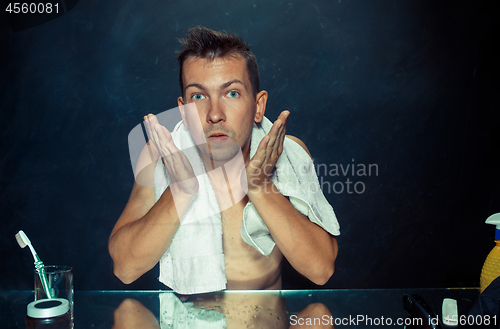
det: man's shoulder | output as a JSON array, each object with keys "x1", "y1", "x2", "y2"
[{"x1": 285, "y1": 135, "x2": 312, "y2": 158}]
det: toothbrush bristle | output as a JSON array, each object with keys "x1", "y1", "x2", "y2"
[{"x1": 15, "y1": 231, "x2": 28, "y2": 248}]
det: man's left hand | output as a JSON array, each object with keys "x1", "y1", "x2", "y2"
[{"x1": 245, "y1": 110, "x2": 289, "y2": 194}]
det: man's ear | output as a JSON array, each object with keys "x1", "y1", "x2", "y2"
[
  {"x1": 254, "y1": 90, "x2": 268, "y2": 123},
  {"x1": 177, "y1": 96, "x2": 188, "y2": 126}
]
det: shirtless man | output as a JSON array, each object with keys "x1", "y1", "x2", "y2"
[{"x1": 108, "y1": 27, "x2": 339, "y2": 291}]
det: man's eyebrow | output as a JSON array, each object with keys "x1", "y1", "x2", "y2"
[
  {"x1": 184, "y1": 80, "x2": 247, "y2": 94},
  {"x1": 184, "y1": 83, "x2": 206, "y2": 93},
  {"x1": 220, "y1": 79, "x2": 247, "y2": 91}
]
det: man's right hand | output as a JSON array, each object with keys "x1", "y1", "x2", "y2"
[
  {"x1": 109, "y1": 114, "x2": 197, "y2": 284},
  {"x1": 144, "y1": 114, "x2": 199, "y2": 196}
]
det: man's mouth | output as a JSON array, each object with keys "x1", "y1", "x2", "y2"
[{"x1": 208, "y1": 132, "x2": 229, "y2": 140}]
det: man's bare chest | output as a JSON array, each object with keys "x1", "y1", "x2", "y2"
[
  {"x1": 215, "y1": 194, "x2": 283, "y2": 289},
  {"x1": 220, "y1": 196, "x2": 254, "y2": 252},
  {"x1": 219, "y1": 196, "x2": 282, "y2": 263}
]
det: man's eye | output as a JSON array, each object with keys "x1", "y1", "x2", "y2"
[
  {"x1": 227, "y1": 91, "x2": 239, "y2": 98},
  {"x1": 192, "y1": 94, "x2": 205, "y2": 100}
]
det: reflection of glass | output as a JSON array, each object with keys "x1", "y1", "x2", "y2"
[
  {"x1": 111, "y1": 292, "x2": 334, "y2": 328},
  {"x1": 34, "y1": 265, "x2": 74, "y2": 327}
]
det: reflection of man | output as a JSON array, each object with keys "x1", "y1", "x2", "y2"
[
  {"x1": 112, "y1": 293, "x2": 334, "y2": 329},
  {"x1": 109, "y1": 27, "x2": 340, "y2": 293}
]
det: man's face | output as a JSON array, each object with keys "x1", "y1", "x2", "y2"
[{"x1": 178, "y1": 55, "x2": 266, "y2": 163}]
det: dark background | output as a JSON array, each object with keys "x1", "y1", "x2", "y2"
[{"x1": 1, "y1": 0, "x2": 498, "y2": 291}]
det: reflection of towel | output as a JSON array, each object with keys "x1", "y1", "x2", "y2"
[
  {"x1": 154, "y1": 116, "x2": 340, "y2": 295},
  {"x1": 159, "y1": 293, "x2": 227, "y2": 329}
]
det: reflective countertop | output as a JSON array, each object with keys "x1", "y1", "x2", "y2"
[{"x1": 0, "y1": 288, "x2": 483, "y2": 328}]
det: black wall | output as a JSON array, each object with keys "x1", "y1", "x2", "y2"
[{"x1": 1, "y1": 0, "x2": 499, "y2": 291}]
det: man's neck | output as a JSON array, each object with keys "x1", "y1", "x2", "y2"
[{"x1": 199, "y1": 146, "x2": 249, "y2": 209}]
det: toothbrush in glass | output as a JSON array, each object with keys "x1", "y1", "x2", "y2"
[{"x1": 15, "y1": 230, "x2": 55, "y2": 299}]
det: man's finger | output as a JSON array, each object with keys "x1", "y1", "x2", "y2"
[
  {"x1": 277, "y1": 114, "x2": 288, "y2": 156},
  {"x1": 160, "y1": 125, "x2": 188, "y2": 174},
  {"x1": 251, "y1": 135, "x2": 270, "y2": 170},
  {"x1": 144, "y1": 115, "x2": 161, "y2": 151},
  {"x1": 272, "y1": 111, "x2": 289, "y2": 158},
  {"x1": 144, "y1": 120, "x2": 161, "y2": 160},
  {"x1": 146, "y1": 115, "x2": 163, "y2": 142},
  {"x1": 265, "y1": 118, "x2": 283, "y2": 164},
  {"x1": 156, "y1": 124, "x2": 182, "y2": 170}
]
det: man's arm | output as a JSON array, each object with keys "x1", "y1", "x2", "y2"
[
  {"x1": 109, "y1": 115, "x2": 197, "y2": 284},
  {"x1": 108, "y1": 164, "x2": 194, "y2": 284},
  {"x1": 246, "y1": 112, "x2": 338, "y2": 285},
  {"x1": 249, "y1": 169, "x2": 338, "y2": 285}
]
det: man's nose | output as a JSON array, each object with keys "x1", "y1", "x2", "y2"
[{"x1": 206, "y1": 98, "x2": 226, "y2": 124}]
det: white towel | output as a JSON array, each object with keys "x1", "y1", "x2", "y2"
[{"x1": 154, "y1": 116, "x2": 340, "y2": 294}]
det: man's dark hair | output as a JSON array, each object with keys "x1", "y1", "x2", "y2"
[{"x1": 177, "y1": 26, "x2": 260, "y2": 98}]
